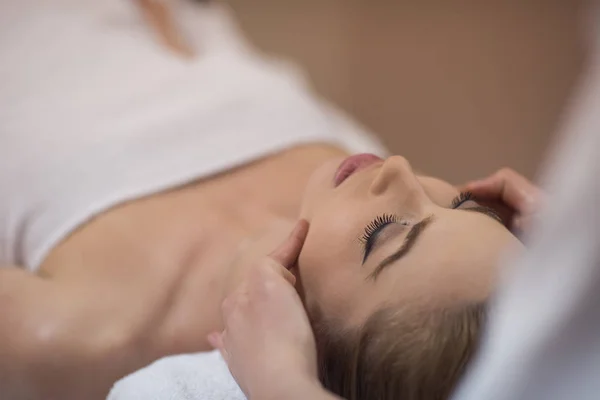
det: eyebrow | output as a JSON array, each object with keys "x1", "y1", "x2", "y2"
[
  {"x1": 366, "y1": 206, "x2": 504, "y2": 281},
  {"x1": 367, "y1": 215, "x2": 434, "y2": 280}
]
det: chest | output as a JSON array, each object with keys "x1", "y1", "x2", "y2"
[
  {"x1": 35, "y1": 148, "x2": 332, "y2": 354},
  {"x1": 38, "y1": 145, "x2": 344, "y2": 276}
]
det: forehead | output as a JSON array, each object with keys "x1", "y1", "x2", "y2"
[{"x1": 331, "y1": 209, "x2": 520, "y2": 326}]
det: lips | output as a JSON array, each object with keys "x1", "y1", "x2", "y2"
[{"x1": 334, "y1": 153, "x2": 382, "y2": 187}]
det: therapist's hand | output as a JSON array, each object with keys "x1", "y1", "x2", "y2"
[
  {"x1": 209, "y1": 220, "x2": 330, "y2": 400},
  {"x1": 462, "y1": 168, "x2": 543, "y2": 235}
]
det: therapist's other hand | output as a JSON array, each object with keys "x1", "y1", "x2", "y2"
[
  {"x1": 209, "y1": 220, "x2": 321, "y2": 400},
  {"x1": 462, "y1": 168, "x2": 543, "y2": 234}
]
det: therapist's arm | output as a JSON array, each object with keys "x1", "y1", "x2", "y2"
[{"x1": 209, "y1": 221, "x2": 343, "y2": 400}]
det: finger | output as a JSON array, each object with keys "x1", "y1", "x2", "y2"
[
  {"x1": 253, "y1": 259, "x2": 297, "y2": 287},
  {"x1": 463, "y1": 169, "x2": 540, "y2": 212},
  {"x1": 207, "y1": 331, "x2": 223, "y2": 349},
  {"x1": 268, "y1": 220, "x2": 309, "y2": 268},
  {"x1": 274, "y1": 262, "x2": 297, "y2": 286},
  {"x1": 256, "y1": 265, "x2": 305, "y2": 310},
  {"x1": 221, "y1": 293, "x2": 235, "y2": 316},
  {"x1": 513, "y1": 214, "x2": 535, "y2": 234},
  {"x1": 207, "y1": 331, "x2": 229, "y2": 362}
]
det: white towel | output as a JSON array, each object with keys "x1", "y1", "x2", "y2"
[{"x1": 108, "y1": 350, "x2": 246, "y2": 400}]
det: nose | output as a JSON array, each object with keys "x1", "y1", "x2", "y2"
[{"x1": 369, "y1": 156, "x2": 425, "y2": 198}]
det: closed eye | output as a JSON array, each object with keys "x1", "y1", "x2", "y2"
[
  {"x1": 451, "y1": 192, "x2": 504, "y2": 225},
  {"x1": 459, "y1": 205, "x2": 504, "y2": 225},
  {"x1": 359, "y1": 213, "x2": 403, "y2": 263}
]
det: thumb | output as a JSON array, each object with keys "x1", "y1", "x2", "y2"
[
  {"x1": 207, "y1": 331, "x2": 229, "y2": 362},
  {"x1": 269, "y1": 220, "x2": 309, "y2": 268},
  {"x1": 273, "y1": 262, "x2": 297, "y2": 286}
]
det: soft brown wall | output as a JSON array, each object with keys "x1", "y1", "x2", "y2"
[{"x1": 226, "y1": 0, "x2": 584, "y2": 183}]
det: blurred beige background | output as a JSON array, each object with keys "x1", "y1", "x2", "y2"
[{"x1": 226, "y1": 0, "x2": 584, "y2": 183}]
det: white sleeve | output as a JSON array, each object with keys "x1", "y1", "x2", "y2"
[{"x1": 453, "y1": 40, "x2": 600, "y2": 400}]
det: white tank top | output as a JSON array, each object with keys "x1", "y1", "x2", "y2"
[{"x1": 0, "y1": 0, "x2": 385, "y2": 270}]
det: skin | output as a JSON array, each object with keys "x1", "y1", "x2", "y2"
[
  {"x1": 137, "y1": 0, "x2": 195, "y2": 57},
  {"x1": 0, "y1": 144, "x2": 346, "y2": 400},
  {"x1": 215, "y1": 165, "x2": 540, "y2": 400},
  {"x1": 296, "y1": 155, "x2": 523, "y2": 326},
  {"x1": 135, "y1": 0, "x2": 524, "y2": 338},
  {"x1": 0, "y1": 146, "x2": 527, "y2": 400},
  {"x1": 462, "y1": 167, "x2": 543, "y2": 234},
  {"x1": 0, "y1": 4, "x2": 540, "y2": 399},
  {"x1": 211, "y1": 222, "x2": 337, "y2": 400}
]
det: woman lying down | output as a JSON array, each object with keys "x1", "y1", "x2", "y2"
[{"x1": 0, "y1": 1, "x2": 541, "y2": 399}]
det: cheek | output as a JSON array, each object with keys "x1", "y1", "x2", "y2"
[{"x1": 297, "y1": 211, "x2": 362, "y2": 317}]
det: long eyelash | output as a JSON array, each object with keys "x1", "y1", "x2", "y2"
[
  {"x1": 359, "y1": 213, "x2": 399, "y2": 244},
  {"x1": 452, "y1": 191, "x2": 475, "y2": 209}
]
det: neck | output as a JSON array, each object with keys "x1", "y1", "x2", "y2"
[
  {"x1": 39, "y1": 144, "x2": 346, "y2": 355},
  {"x1": 194, "y1": 144, "x2": 347, "y2": 239}
]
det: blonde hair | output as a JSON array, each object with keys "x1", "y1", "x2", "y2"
[{"x1": 312, "y1": 303, "x2": 486, "y2": 400}]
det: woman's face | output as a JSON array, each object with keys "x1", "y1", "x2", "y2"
[{"x1": 296, "y1": 154, "x2": 522, "y2": 326}]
